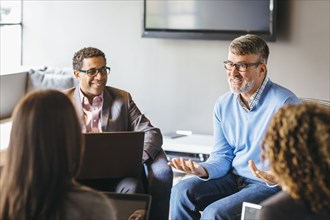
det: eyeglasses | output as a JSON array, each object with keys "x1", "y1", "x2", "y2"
[
  {"x1": 78, "y1": 66, "x2": 111, "y2": 77},
  {"x1": 223, "y1": 61, "x2": 262, "y2": 72}
]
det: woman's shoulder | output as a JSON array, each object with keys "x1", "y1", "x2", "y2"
[
  {"x1": 68, "y1": 185, "x2": 105, "y2": 199},
  {"x1": 261, "y1": 190, "x2": 292, "y2": 206},
  {"x1": 64, "y1": 185, "x2": 116, "y2": 220},
  {"x1": 259, "y1": 191, "x2": 329, "y2": 220}
]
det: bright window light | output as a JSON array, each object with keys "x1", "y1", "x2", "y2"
[{"x1": 0, "y1": 0, "x2": 22, "y2": 74}]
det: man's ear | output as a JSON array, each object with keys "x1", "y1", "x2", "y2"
[
  {"x1": 259, "y1": 64, "x2": 267, "y2": 77},
  {"x1": 73, "y1": 70, "x2": 80, "y2": 79}
]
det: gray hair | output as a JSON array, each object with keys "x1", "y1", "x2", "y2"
[{"x1": 229, "y1": 34, "x2": 269, "y2": 64}]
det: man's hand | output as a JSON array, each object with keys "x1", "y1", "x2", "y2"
[
  {"x1": 128, "y1": 209, "x2": 146, "y2": 220},
  {"x1": 168, "y1": 157, "x2": 208, "y2": 178},
  {"x1": 248, "y1": 160, "x2": 277, "y2": 186}
]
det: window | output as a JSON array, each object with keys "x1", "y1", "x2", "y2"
[{"x1": 0, "y1": 0, "x2": 22, "y2": 74}]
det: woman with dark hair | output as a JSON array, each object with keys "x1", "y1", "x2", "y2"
[
  {"x1": 0, "y1": 89, "x2": 115, "y2": 220},
  {"x1": 250, "y1": 102, "x2": 330, "y2": 219}
]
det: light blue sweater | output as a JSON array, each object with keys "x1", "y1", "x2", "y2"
[{"x1": 200, "y1": 79, "x2": 300, "y2": 182}]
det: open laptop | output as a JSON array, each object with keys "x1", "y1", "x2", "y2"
[
  {"x1": 241, "y1": 202, "x2": 262, "y2": 220},
  {"x1": 104, "y1": 192, "x2": 151, "y2": 220},
  {"x1": 77, "y1": 132, "x2": 145, "y2": 179}
]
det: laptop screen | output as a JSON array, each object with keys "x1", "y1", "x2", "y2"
[
  {"x1": 103, "y1": 192, "x2": 151, "y2": 220},
  {"x1": 77, "y1": 132, "x2": 145, "y2": 179},
  {"x1": 241, "y1": 202, "x2": 262, "y2": 220}
]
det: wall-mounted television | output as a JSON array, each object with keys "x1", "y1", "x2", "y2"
[{"x1": 142, "y1": 0, "x2": 277, "y2": 41}]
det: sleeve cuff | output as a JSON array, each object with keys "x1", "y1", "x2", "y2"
[{"x1": 266, "y1": 182, "x2": 279, "y2": 187}]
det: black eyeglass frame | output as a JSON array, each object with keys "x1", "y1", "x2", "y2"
[
  {"x1": 78, "y1": 66, "x2": 111, "y2": 77},
  {"x1": 223, "y1": 61, "x2": 263, "y2": 72}
]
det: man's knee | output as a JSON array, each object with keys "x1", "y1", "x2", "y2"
[
  {"x1": 148, "y1": 151, "x2": 173, "y2": 183},
  {"x1": 115, "y1": 177, "x2": 144, "y2": 193},
  {"x1": 201, "y1": 206, "x2": 230, "y2": 220},
  {"x1": 171, "y1": 178, "x2": 192, "y2": 199},
  {"x1": 201, "y1": 201, "x2": 242, "y2": 220}
]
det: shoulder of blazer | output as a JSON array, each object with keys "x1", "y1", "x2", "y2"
[
  {"x1": 104, "y1": 86, "x2": 131, "y2": 99},
  {"x1": 62, "y1": 87, "x2": 76, "y2": 99}
]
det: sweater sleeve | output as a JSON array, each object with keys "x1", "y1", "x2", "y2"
[{"x1": 199, "y1": 100, "x2": 234, "y2": 180}]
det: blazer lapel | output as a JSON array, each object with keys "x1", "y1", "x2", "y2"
[{"x1": 101, "y1": 88, "x2": 111, "y2": 131}]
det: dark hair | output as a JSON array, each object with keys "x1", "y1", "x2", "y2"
[
  {"x1": 72, "y1": 47, "x2": 107, "y2": 70},
  {"x1": 262, "y1": 103, "x2": 330, "y2": 213},
  {"x1": 229, "y1": 34, "x2": 269, "y2": 64},
  {"x1": 0, "y1": 89, "x2": 84, "y2": 220}
]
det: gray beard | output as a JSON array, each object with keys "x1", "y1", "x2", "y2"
[{"x1": 228, "y1": 78, "x2": 257, "y2": 94}]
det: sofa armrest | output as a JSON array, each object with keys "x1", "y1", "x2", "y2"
[{"x1": 0, "y1": 71, "x2": 28, "y2": 119}]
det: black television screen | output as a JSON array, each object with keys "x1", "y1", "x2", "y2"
[{"x1": 142, "y1": 0, "x2": 277, "y2": 41}]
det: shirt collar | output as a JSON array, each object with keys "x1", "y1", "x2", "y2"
[
  {"x1": 249, "y1": 76, "x2": 269, "y2": 109},
  {"x1": 237, "y1": 76, "x2": 269, "y2": 111},
  {"x1": 79, "y1": 89, "x2": 103, "y2": 106}
]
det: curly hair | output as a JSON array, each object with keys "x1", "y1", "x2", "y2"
[
  {"x1": 261, "y1": 102, "x2": 330, "y2": 213},
  {"x1": 229, "y1": 34, "x2": 269, "y2": 64},
  {"x1": 72, "y1": 47, "x2": 106, "y2": 70}
]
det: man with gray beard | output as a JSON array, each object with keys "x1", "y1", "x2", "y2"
[{"x1": 168, "y1": 34, "x2": 300, "y2": 220}]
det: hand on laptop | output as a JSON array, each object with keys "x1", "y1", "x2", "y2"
[
  {"x1": 128, "y1": 209, "x2": 146, "y2": 220},
  {"x1": 248, "y1": 160, "x2": 277, "y2": 186},
  {"x1": 168, "y1": 158, "x2": 209, "y2": 178}
]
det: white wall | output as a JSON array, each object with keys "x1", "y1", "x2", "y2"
[{"x1": 22, "y1": 0, "x2": 330, "y2": 135}]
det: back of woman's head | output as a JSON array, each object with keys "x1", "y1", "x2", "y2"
[
  {"x1": 0, "y1": 89, "x2": 83, "y2": 220},
  {"x1": 262, "y1": 102, "x2": 330, "y2": 213}
]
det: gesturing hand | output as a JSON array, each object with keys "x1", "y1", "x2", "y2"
[
  {"x1": 248, "y1": 160, "x2": 277, "y2": 186},
  {"x1": 168, "y1": 157, "x2": 208, "y2": 178}
]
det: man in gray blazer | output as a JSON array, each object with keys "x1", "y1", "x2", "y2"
[{"x1": 63, "y1": 47, "x2": 173, "y2": 220}]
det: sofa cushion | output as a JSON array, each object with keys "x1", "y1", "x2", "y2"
[{"x1": 26, "y1": 66, "x2": 77, "y2": 92}]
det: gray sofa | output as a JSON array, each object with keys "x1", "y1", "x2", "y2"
[{"x1": 0, "y1": 66, "x2": 76, "y2": 120}]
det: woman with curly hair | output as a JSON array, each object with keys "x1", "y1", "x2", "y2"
[
  {"x1": 250, "y1": 102, "x2": 329, "y2": 219},
  {"x1": 0, "y1": 89, "x2": 115, "y2": 220}
]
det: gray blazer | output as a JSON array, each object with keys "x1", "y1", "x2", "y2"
[{"x1": 63, "y1": 86, "x2": 163, "y2": 162}]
